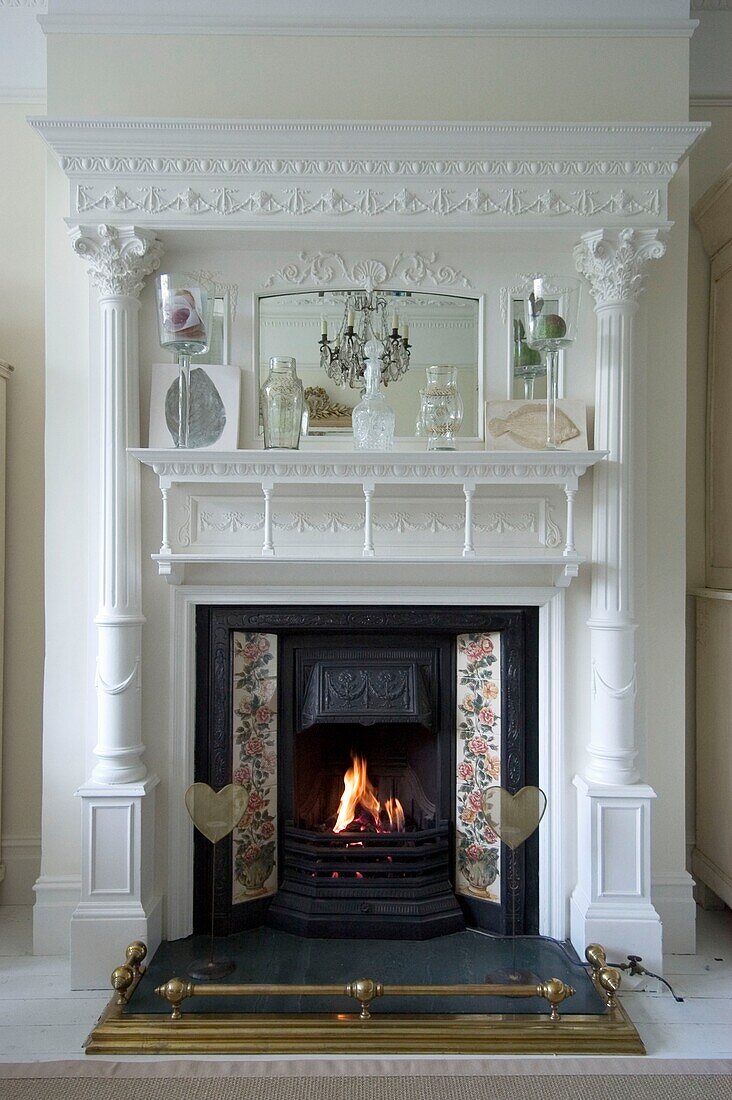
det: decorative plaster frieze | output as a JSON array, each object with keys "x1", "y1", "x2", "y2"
[
  {"x1": 71, "y1": 224, "x2": 162, "y2": 298},
  {"x1": 574, "y1": 227, "x2": 666, "y2": 306},
  {"x1": 198, "y1": 507, "x2": 542, "y2": 538},
  {"x1": 30, "y1": 119, "x2": 707, "y2": 230},
  {"x1": 61, "y1": 155, "x2": 680, "y2": 179},
  {"x1": 263, "y1": 251, "x2": 472, "y2": 290},
  {"x1": 74, "y1": 183, "x2": 664, "y2": 223}
]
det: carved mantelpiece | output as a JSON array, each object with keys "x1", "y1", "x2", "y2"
[
  {"x1": 30, "y1": 114, "x2": 704, "y2": 986},
  {"x1": 131, "y1": 448, "x2": 605, "y2": 586}
]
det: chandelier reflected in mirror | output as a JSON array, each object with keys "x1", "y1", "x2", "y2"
[{"x1": 319, "y1": 290, "x2": 411, "y2": 388}]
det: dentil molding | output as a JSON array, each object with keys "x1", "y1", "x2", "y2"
[
  {"x1": 71, "y1": 224, "x2": 162, "y2": 298},
  {"x1": 31, "y1": 119, "x2": 707, "y2": 230},
  {"x1": 574, "y1": 228, "x2": 666, "y2": 306}
]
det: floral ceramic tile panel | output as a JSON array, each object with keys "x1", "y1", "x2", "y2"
[
  {"x1": 455, "y1": 631, "x2": 502, "y2": 902},
  {"x1": 231, "y1": 632, "x2": 278, "y2": 905}
]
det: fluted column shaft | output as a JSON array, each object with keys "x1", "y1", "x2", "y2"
[
  {"x1": 575, "y1": 228, "x2": 665, "y2": 786},
  {"x1": 72, "y1": 225, "x2": 162, "y2": 784}
]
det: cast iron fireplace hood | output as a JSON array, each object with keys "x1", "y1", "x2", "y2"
[{"x1": 300, "y1": 659, "x2": 433, "y2": 729}]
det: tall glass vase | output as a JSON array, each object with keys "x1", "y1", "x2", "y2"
[
  {"x1": 156, "y1": 275, "x2": 213, "y2": 448},
  {"x1": 260, "y1": 356, "x2": 304, "y2": 449},
  {"x1": 522, "y1": 275, "x2": 582, "y2": 449},
  {"x1": 418, "y1": 365, "x2": 464, "y2": 451}
]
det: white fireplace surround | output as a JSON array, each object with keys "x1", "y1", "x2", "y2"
[{"x1": 30, "y1": 117, "x2": 706, "y2": 987}]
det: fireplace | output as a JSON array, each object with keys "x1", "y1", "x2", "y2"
[{"x1": 194, "y1": 606, "x2": 539, "y2": 940}]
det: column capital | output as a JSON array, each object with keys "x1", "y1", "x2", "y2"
[
  {"x1": 574, "y1": 227, "x2": 666, "y2": 309},
  {"x1": 70, "y1": 224, "x2": 162, "y2": 299}
]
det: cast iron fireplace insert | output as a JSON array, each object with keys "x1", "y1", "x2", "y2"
[{"x1": 194, "y1": 605, "x2": 539, "y2": 940}]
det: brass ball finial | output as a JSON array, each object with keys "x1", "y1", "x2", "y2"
[
  {"x1": 585, "y1": 943, "x2": 607, "y2": 973},
  {"x1": 346, "y1": 977, "x2": 383, "y2": 1019},
  {"x1": 125, "y1": 941, "x2": 147, "y2": 973},
  {"x1": 538, "y1": 977, "x2": 576, "y2": 1021},
  {"x1": 155, "y1": 976, "x2": 193, "y2": 1020},
  {"x1": 597, "y1": 966, "x2": 622, "y2": 1010},
  {"x1": 111, "y1": 964, "x2": 135, "y2": 1005}
]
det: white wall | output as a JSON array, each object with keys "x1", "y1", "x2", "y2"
[
  {"x1": 35, "y1": 24, "x2": 695, "y2": 953},
  {"x1": 685, "y1": 3, "x2": 732, "y2": 885},
  {"x1": 0, "y1": 104, "x2": 46, "y2": 906}
]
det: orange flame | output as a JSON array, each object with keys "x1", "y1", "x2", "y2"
[{"x1": 333, "y1": 753, "x2": 405, "y2": 834}]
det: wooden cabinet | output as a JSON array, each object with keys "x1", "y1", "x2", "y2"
[
  {"x1": 0, "y1": 361, "x2": 11, "y2": 887},
  {"x1": 693, "y1": 166, "x2": 732, "y2": 908}
]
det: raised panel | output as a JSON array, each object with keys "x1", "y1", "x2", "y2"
[
  {"x1": 707, "y1": 240, "x2": 732, "y2": 587},
  {"x1": 598, "y1": 804, "x2": 642, "y2": 898},
  {"x1": 90, "y1": 803, "x2": 133, "y2": 895}
]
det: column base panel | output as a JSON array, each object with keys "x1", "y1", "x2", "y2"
[
  {"x1": 570, "y1": 892, "x2": 663, "y2": 975},
  {"x1": 70, "y1": 897, "x2": 163, "y2": 990}
]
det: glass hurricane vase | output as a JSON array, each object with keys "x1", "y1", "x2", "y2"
[
  {"x1": 156, "y1": 275, "x2": 214, "y2": 448},
  {"x1": 418, "y1": 365, "x2": 464, "y2": 451},
  {"x1": 522, "y1": 275, "x2": 582, "y2": 449}
]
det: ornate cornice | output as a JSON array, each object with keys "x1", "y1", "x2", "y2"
[
  {"x1": 30, "y1": 118, "x2": 707, "y2": 231},
  {"x1": 71, "y1": 224, "x2": 162, "y2": 299},
  {"x1": 574, "y1": 228, "x2": 666, "y2": 307}
]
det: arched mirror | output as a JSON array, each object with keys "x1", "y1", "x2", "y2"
[{"x1": 257, "y1": 290, "x2": 482, "y2": 439}]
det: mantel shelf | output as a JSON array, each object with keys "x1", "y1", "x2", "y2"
[
  {"x1": 131, "y1": 448, "x2": 607, "y2": 487},
  {"x1": 132, "y1": 448, "x2": 603, "y2": 587}
]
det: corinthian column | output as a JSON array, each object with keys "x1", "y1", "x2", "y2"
[
  {"x1": 570, "y1": 228, "x2": 665, "y2": 971},
  {"x1": 71, "y1": 225, "x2": 162, "y2": 784},
  {"x1": 575, "y1": 227, "x2": 666, "y2": 785},
  {"x1": 69, "y1": 225, "x2": 163, "y2": 988}
]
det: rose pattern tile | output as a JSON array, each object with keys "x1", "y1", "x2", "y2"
[
  {"x1": 231, "y1": 632, "x2": 278, "y2": 904},
  {"x1": 455, "y1": 631, "x2": 502, "y2": 901}
]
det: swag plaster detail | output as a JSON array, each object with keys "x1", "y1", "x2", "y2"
[
  {"x1": 574, "y1": 227, "x2": 666, "y2": 306},
  {"x1": 75, "y1": 184, "x2": 663, "y2": 223},
  {"x1": 198, "y1": 508, "x2": 542, "y2": 538},
  {"x1": 71, "y1": 224, "x2": 162, "y2": 298},
  {"x1": 263, "y1": 251, "x2": 472, "y2": 290}
]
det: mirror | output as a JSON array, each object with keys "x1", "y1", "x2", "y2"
[
  {"x1": 509, "y1": 295, "x2": 564, "y2": 401},
  {"x1": 258, "y1": 290, "x2": 481, "y2": 438},
  {"x1": 196, "y1": 294, "x2": 230, "y2": 366}
]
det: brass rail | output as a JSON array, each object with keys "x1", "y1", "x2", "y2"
[{"x1": 154, "y1": 974, "x2": 576, "y2": 1021}]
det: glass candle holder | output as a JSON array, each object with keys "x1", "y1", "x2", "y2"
[
  {"x1": 156, "y1": 275, "x2": 214, "y2": 448},
  {"x1": 260, "y1": 356, "x2": 304, "y2": 449},
  {"x1": 522, "y1": 275, "x2": 582, "y2": 449},
  {"x1": 418, "y1": 365, "x2": 464, "y2": 451}
]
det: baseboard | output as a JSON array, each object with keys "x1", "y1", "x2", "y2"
[
  {"x1": 652, "y1": 873, "x2": 697, "y2": 955},
  {"x1": 32, "y1": 875, "x2": 81, "y2": 956},
  {"x1": 0, "y1": 836, "x2": 41, "y2": 905},
  {"x1": 692, "y1": 848, "x2": 732, "y2": 909}
]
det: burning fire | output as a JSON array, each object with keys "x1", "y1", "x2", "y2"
[{"x1": 333, "y1": 753, "x2": 405, "y2": 834}]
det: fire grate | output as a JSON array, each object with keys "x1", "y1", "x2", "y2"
[{"x1": 266, "y1": 823, "x2": 465, "y2": 939}]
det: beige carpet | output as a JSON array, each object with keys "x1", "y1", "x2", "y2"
[{"x1": 0, "y1": 1076, "x2": 730, "y2": 1099}]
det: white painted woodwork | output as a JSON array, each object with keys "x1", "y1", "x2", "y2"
[
  {"x1": 691, "y1": 168, "x2": 732, "y2": 910},
  {"x1": 132, "y1": 448, "x2": 603, "y2": 585},
  {"x1": 31, "y1": 116, "x2": 702, "y2": 985},
  {"x1": 71, "y1": 226, "x2": 162, "y2": 784},
  {"x1": 69, "y1": 775, "x2": 161, "y2": 989},
  {"x1": 570, "y1": 228, "x2": 669, "y2": 970},
  {"x1": 30, "y1": 118, "x2": 707, "y2": 232},
  {"x1": 0, "y1": 361, "x2": 13, "y2": 887}
]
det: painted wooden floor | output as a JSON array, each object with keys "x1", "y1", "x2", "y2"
[{"x1": 0, "y1": 904, "x2": 731, "y2": 1063}]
